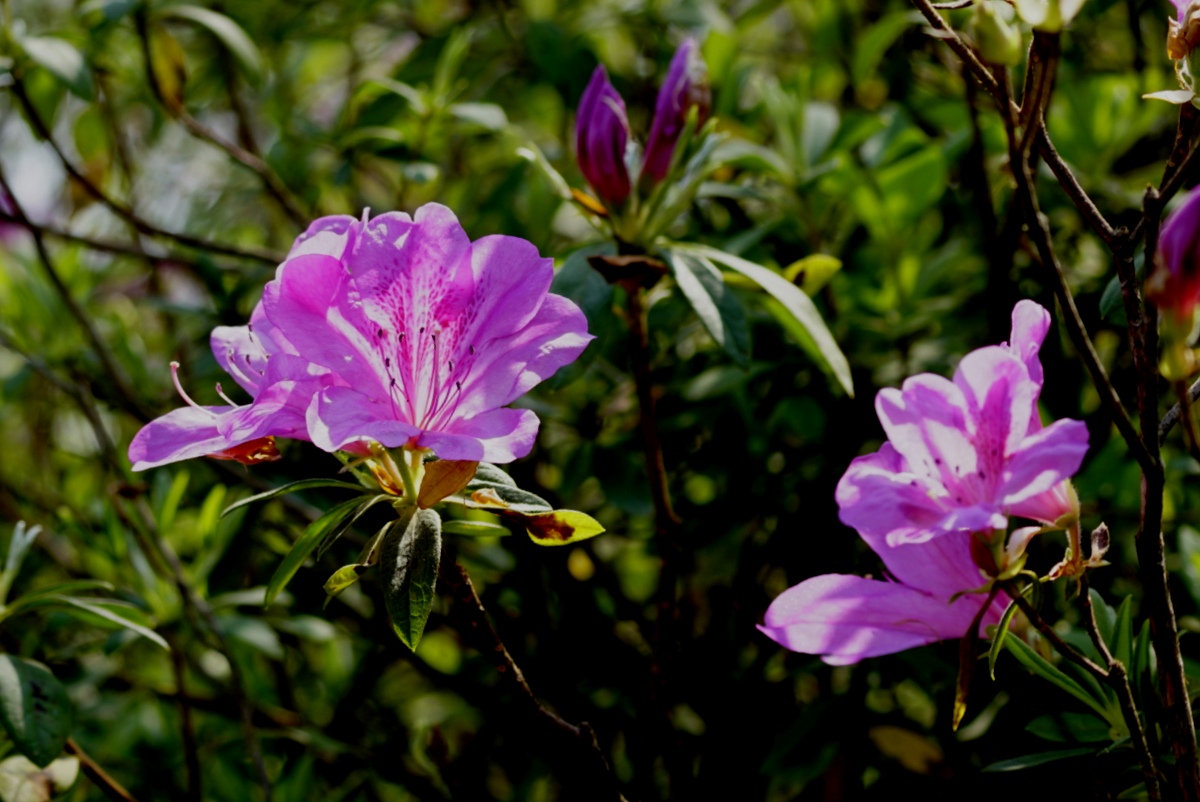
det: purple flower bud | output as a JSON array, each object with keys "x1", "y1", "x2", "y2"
[
  {"x1": 1148, "y1": 187, "x2": 1200, "y2": 321},
  {"x1": 575, "y1": 65, "x2": 631, "y2": 207},
  {"x1": 641, "y1": 38, "x2": 711, "y2": 183}
]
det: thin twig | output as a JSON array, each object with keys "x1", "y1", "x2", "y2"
[
  {"x1": 1137, "y1": 187, "x2": 1200, "y2": 801},
  {"x1": 1161, "y1": 377, "x2": 1200, "y2": 442},
  {"x1": 1035, "y1": 129, "x2": 1119, "y2": 248},
  {"x1": 1079, "y1": 576, "x2": 1162, "y2": 801},
  {"x1": 65, "y1": 737, "x2": 140, "y2": 802},
  {"x1": 169, "y1": 638, "x2": 203, "y2": 802},
  {"x1": 995, "y1": 69, "x2": 1154, "y2": 472},
  {"x1": 0, "y1": 166, "x2": 154, "y2": 424},
  {"x1": 0, "y1": 326, "x2": 122, "y2": 475},
  {"x1": 4, "y1": 78, "x2": 283, "y2": 266},
  {"x1": 0, "y1": 211, "x2": 265, "y2": 275},
  {"x1": 439, "y1": 555, "x2": 628, "y2": 802},
  {"x1": 133, "y1": 10, "x2": 307, "y2": 230}
]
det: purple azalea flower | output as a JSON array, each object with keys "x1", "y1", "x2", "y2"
[
  {"x1": 758, "y1": 529, "x2": 1009, "y2": 665},
  {"x1": 837, "y1": 300, "x2": 1089, "y2": 549},
  {"x1": 263, "y1": 204, "x2": 593, "y2": 463},
  {"x1": 759, "y1": 301, "x2": 1086, "y2": 665},
  {"x1": 642, "y1": 38, "x2": 711, "y2": 183},
  {"x1": 576, "y1": 66, "x2": 632, "y2": 207},
  {"x1": 128, "y1": 302, "x2": 334, "y2": 471},
  {"x1": 1148, "y1": 187, "x2": 1200, "y2": 322}
]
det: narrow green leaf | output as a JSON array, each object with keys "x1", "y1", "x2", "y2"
[
  {"x1": 322, "y1": 564, "x2": 367, "y2": 600},
  {"x1": 20, "y1": 37, "x2": 94, "y2": 100},
  {"x1": 161, "y1": 5, "x2": 264, "y2": 82},
  {"x1": 448, "y1": 102, "x2": 507, "y2": 131},
  {"x1": 982, "y1": 748, "x2": 1095, "y2": 772},
  {"x1": 675, "y1": 244, "x2": 853, "y2": 396},
  {"x1": 0, "y1": 523, "x2": 41, "y2": 606},
  {"x1": 471, "y1": 463, "x2": 517, "y2": 488},
  {"x1": 1003, "y1": 635, "x2": 1112, "y2": 719},
  {"x1": 28, "y1": 597, "x2": 168, "y2": 650},
  {"x1": 221, "y1": 479, "x2": 367, "y2": 518},
  {"x1": 988, "y1": 597, "x2": 1022, "y2": 680},
  {"x1": 665, "y1": 250, "x2": 751, "y2": 367},
  {"x1": 322, "y1": 519, "x2": 395, "y2": 604},
  {"x1": 382, "y1": 509, "x2": 442, "y2": 650},
  {"x1": 265, "y1": 496, "x2": 374, "y2": 606},
  {"x1": 0, "y1": 656, "x2": 72, "y2": 768},
  {"x1": 452, "y1": 481, "x2": 553, "y2": 516},
  {"x1": 441, "y1": 520, "x2": 510, "y2": 537},
  {"x1": 1026, "y1": 712, "x2": 1114, "y2": 743}
]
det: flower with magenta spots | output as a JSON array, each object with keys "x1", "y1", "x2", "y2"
[
  {"x1": 263, "y1": 204, "x2": 593, "y2": 463},
  {"x1": 836, "y1": 299, "x2": 1089, "y2": 548},
  {"x1": 758, "y1": 300, "x2": 1087, "y2": 665}
]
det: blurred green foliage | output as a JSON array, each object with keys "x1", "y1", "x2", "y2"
[{"x1": 0, "y1": 0, "x2": 1197, "y2": 799}]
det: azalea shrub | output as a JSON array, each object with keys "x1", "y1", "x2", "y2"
[{"x1": 5, "y1": 0, "x2": 1200, "y2": 800}]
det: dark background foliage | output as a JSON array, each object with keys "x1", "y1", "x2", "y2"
[{"x1": 0, "y1": 0, "x2": 1196, "y2": 799}]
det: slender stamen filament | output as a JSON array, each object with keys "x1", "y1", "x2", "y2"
[
  {"x1": 170, "y1": 362, "x2": 219, "y2": 419},
  {"x1": 214, "y1": 382, "x2": 239, "y2": 406}
]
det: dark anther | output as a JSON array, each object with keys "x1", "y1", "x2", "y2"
[{"x1": 376, "y1": 327, "x2": 384, "y2": 338}]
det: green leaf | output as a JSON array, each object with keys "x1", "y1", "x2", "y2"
[
  {"x1": 665, "y1": 249, "x2": 751, "y2": 367},
  {"x1": 982, "y1": 748, "x2": 1095, "y2": 772},
  {"x1": 441, "y1": 520, "x2": 510, "y2": 537},
  {"x1": 431, "y1": 28, "x2": 471, "y2": 105},
  {"x1": 265, "y1": 495, "x2": 385, "y2": 606},
  {"x1": 850, "y1": 12, "x2": 920, "y2": 88},
  {"x1": 1003, "y1": 635, "x2": 1111, "y2": 719},
  {"x1": 0, "y1": 524, "x2": 41, "y2": 606},
  {"x1": 322, "y1": 563, "x2": 367, "y2": 600},
  {"x1": 14, "y1": 597, "x2": 167, "y2": 650},
  {"x1": 782, "y1": 254, "x2": 842, "y2": 296},
  {"x1": 988, "y1": 597, "x2": 1022, "y2": 680},
  {"x1": 522, "y1": 510, "x2": 605, "y2": 546},
  {"x1": 160, "y1": 5, "x2": 264, "y2": 83},
  {"x1": 382, "y1": 509, "x2": 442, "y2": 650},
  {"x1": 448, "y1": 102, "x2": 507, "y2": 131},
  {"x1": 221, "y1": 479, "x2": 368, "y2": 518},
  {"x1": 20, "y1": 37, "x2": 94, "y2": 100},
  {"x1": 471, "y1": 463, "x2": 517, "y2": 488},
  {"x1": 322, "y1": 518, "x2": 395, "y2": 604},
  {"x1": 454, "y1": 478, "x2": 553, "y2": 516},
  {"x1": 1026, "y1": 712, "x2": 1114, "y2": 743},
  {"x1": 0, "y1": 656, "x2": 71, "y2": 768},
  {"x1": 675, "y1": 244, "x2": 853, "y2": 396}
]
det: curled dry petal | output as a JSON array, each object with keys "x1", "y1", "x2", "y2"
[{"x1": 575, "y1": 66, "x2": 631, "y2": 206}]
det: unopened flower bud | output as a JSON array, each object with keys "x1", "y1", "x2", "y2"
[
  {"x1": 575, "y1": 66, "x2": 632, "y2": 207},
  {"x1": 1148, "y1": 187, "x2": 1200, "y2": 324},
  {"x1": 972, "y1": 1, "x2": 1023, "y2": 66},
  {"x1": 641, "y1": 38, "x2": 711, "y2": 183}
]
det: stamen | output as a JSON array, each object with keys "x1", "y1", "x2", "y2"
[
  {"x1": 170, "y1": 362, "x2": 218, "y2": 418},
  {"x1": 215, "y1": 382, "x2": 239, "y2": 407}
]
